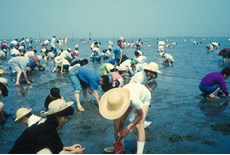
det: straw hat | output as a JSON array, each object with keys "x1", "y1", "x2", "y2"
[
  {"x1": 116, "y1": 65, "x2": 128, "y2": 71},
  {"x1": 37, "y1": 55, "x2": 43, "y2": 61},
  {"x1": 54, "y1": 56, "x2": 63, "y2": 64},
  {"x1": 106, "y1": 63, "x2": 114, "y2": 72},
  {"x1": 144, "y1": 62, "x2": 161, "y2": 73},
  {"x1": 0, "y1": 77, "x2": 8, "y2": 85},
  {"x1": 41, "y1": 99, "x2": 74, "y2": 116},
  {"x1": 136, "y1": 56, "x2": 147, "y2": 63},
  {"x1": 15, "y1": 108, "x2": 32, "y2": 122},
  {"x1": 67, "y1": 48, "x2": 72, "y2": 52},
  {"x1": 99, "y1": 88, "x2": 130, "y2": 120}
]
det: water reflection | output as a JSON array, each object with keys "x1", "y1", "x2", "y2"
[{"x1": 199, "y1": 99, "x2": 229, "y2": 118}]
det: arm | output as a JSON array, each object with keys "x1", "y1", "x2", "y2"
[
  {"x1": 120, "y1": 108, "x2": 144, "y2": 139},
  {"x1": 145, "y1": 82, "x2": 152, "y2": 93},
  {"x1": 60, "y1": 144, "x2": 85, "y2": 154}
]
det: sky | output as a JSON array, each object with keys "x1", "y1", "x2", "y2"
[{"x1": 0, "y1": 0, "x2": 230, "y2": 39}]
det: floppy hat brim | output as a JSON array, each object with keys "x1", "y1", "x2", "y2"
[
  {"x1": 41, "y1": 101, "x2": 74, "y2": 116},
  {"x1": 144, "y1": 65, "x2": 161, "y2": 74},
  {"x1": 14, "y1": 108, "x2": 32, "y2": 122},
  {"x1": 99, "y1": 88, "x2": 130, "y2": 120},
  {"x1": 54, "y1": 57, "x2": 63, "y2": 64}
]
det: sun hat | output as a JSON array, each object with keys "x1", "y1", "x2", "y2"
[
  {"x1": 0, "y1": 77, "x2": 8, "y2": 85},
  {"x1": 136, "y1": 56, "x2": 147, "y2": 63},
  {"x1": 15, "y1": 108, "x2": 32, "y2": 122},
  {"x1": 116, "y1": 65, "x2": 128, "y2": 71},
  {"x1": 41, "y1": 99, "x2": 74, "y2": 116},
  {"x1": 106, "y1": 63, "x2": 114, "y2": 72},
  {"x1": 37, "y1": 55, "x2": 42, "y2": 61},
  {"x1": 54, "y1": 56, "x2": 63, "y2": 64},
  {"x1": 120, "y1": 36, "x2": 124, "y2": 40},
  {"x1": 99, "y1": 88, "x2": 130, "y2": 120},
  {"x1": 144, "y1": 62, "x2": 161, "y2": 73},
  {"x1": 67, "y1": 48, "x2": 72, "y2": 52}
]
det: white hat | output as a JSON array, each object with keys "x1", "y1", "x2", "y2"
[
  {"x1": 54, "y1": 56, "x2": 63, "y2": 64},
  {"x1": 144, "y1": 62, "x2": 161, "y2": 73},
  {"x1": 41, "y1": 99, "x2": 74, "y2": 116},
  {"x1": 67, "y1": 48, "x2": 72, "y2": 52},
  {"x1": 15, "y1": 108, "x2": 32, "y2": 122},
  {"x1": 120, "y1": 36, "x2": 124, "y2": 40},
  {"x1": 75, "y1": 44, "x2": 78, "y2": 49},
  {"x1": 99, "y1": 88, "x2": 130, "y2": 120},
  {"x1": 116, "y1": 65, "x2": 128, "y2": 71},
  {"x1": 105, "y1": 63, "x2": 114, "y2": 72},
  {"x1": 37, "y1": 55, "x2": 42, "y2": 61},
  {"x1": 136, "y1": 56, "x2": 147, "y2": 63}
]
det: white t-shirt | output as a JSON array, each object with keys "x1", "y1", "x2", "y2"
[
  {"x1": 124, "y1": 83, "x2": 151, "y2": 110},
  {"x1": 129, "y1": 70, "x2": 147, "y2": 84},
  {"x1": 120, "y1": 59, "x2": 131, "y2": 71},
  {"x1": 164, "y1": 53, "x2": 174, "y2": 62},
  {"x1": 28, "y1": 114, "x2": 42, "y2": 127},
  {"x1": 24, "y1": 51, "x2": 35, "y2": 58}
]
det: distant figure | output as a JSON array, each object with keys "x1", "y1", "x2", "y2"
[
  {"x1": 212, "y1": 42, "x2": 220, "y2": 50},
  {"x1": 218, "y1": 48, "x2": 230, "y2": 64},
  {"x1": 14, "y1": 108, "x2": 42, "y2": 127},
  {"x1": 199, "y1": 67, "x2": 230, "y2": 98},
  {"x1": 161, "y1": 53, "x2": 174, "y2": 66},
  {"x1": 206, "y1": 44, "x2": 214, "y2": 52},
  {"x1": 113, "y1": 47, "x2": 122, "y2": 63}
]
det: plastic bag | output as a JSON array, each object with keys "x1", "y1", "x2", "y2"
[{"x1": 113, "y1": 136, "x2": 123, "y2": 154}]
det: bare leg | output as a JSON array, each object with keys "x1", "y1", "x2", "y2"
[
  {"x1": 16, "y1": 70, "x2": 22, "y2": 86},
  {"x1": 82, "y1": 89, "x2": 90, "y2": 102},
  {"x1": 74, "y1": 93, "x2": 84, "y2": 110},
  {"x1": 209, "y1": 87, "x2": 220, "y2": 97},
  {"x1": 23, "y1": 72, "x2": 31, "y2": 85}
]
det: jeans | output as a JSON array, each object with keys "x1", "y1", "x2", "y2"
[
  {"x1": 199, "y1": 83, "x2": 219, "y2": 95},
  {"x1": 68, "y1": 66, "x2": 82, "y2": 94}
]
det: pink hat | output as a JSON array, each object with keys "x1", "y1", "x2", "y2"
[{"x1": 75, "y1": 44, "x2": 78, "y2": 49}]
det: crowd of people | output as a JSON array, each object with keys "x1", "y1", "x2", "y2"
[{"x1": 0, "y1": 36, "x2": 230, "y2": 154}]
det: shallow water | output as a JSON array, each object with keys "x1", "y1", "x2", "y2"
[{"x1": 1, "y1": 37, "x2": 230, "y2": 153}]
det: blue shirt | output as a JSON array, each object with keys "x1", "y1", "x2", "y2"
[{"x1": 78, "y1": 66, "x2": 100, "y2": 90}]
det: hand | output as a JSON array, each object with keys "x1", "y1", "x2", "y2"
[
  {"x1": 63, "y1": 144, "x2": 85, "y2": 154},
  {"x1": 120, "y1": 128, "x2": 129, "y2": 139}
]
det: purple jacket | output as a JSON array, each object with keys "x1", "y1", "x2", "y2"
[{"x1": 201, "y1": 72, "x2": 229, "y2": 95}]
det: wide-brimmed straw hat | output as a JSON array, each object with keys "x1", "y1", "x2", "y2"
[
  {"x1": 41, "y1": 99, "x2": 74, "y2": 116},
  {"x1": 54, "y1": 56, "x2": 63, "y2": 64},
  {"x1": 0, "y1": 77, "x2": 8, "y2": 85},
  {"x1": 99, "y1": 88, "x2": 130, "y2": 120},
  {"x1": 37, "y1": 55, "x2": 43, "y2": 61},
  {"x1": 144, "y1": 62, "x2": 161, "y2": 73},
  {"x1": 15, "y1": 108, "x2": 32, "y2": 122}
]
